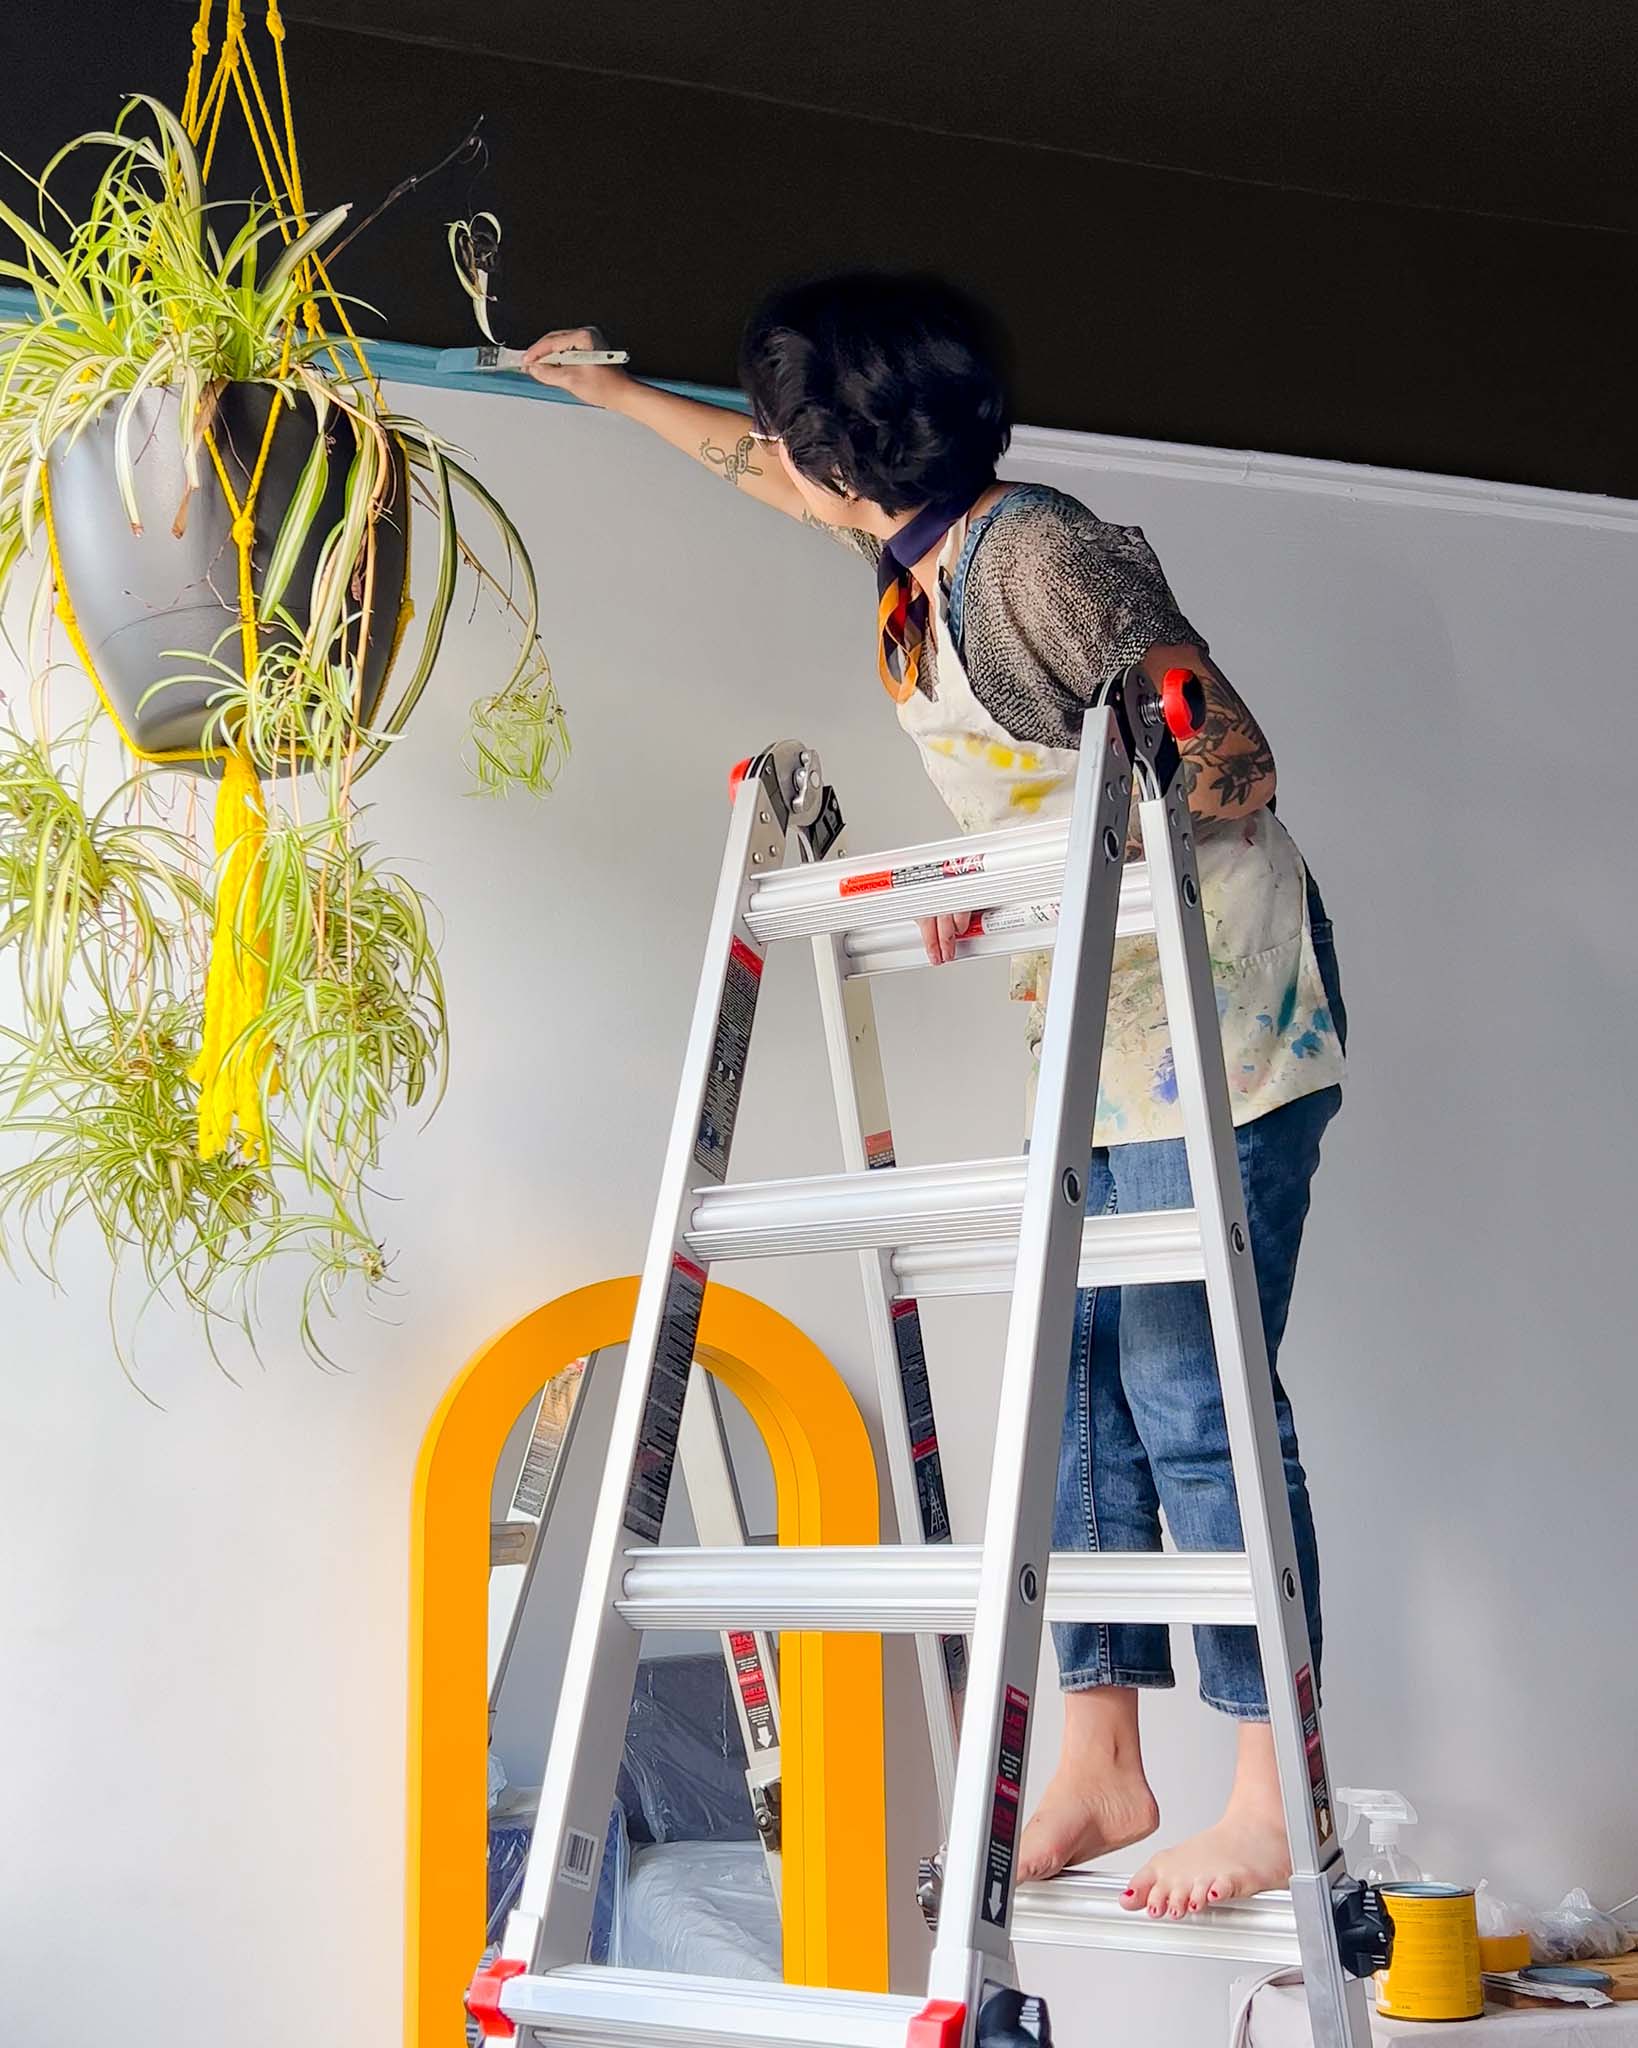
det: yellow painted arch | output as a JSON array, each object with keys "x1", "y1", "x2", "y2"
[{"x1": 406, "y1": 1277, "x2": 888, "y2": 2048}]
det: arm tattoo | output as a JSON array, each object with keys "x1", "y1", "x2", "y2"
[
  {"x1": 699, "y1": 433, "x2": 763, "y2": 486},
  {"x1": 1177, "y1": 668, "x2": 1275, "y2": 813}
]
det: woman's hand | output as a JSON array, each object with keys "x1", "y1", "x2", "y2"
[
  {"x1": 521, "y1": 327, "x2": 634, "y2": 412},
  {"x1": 918, "y1": 911, "x2": 973, "y2": 965}
]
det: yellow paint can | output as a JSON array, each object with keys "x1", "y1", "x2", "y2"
[{"x1": 1377, "y1": 1883, "x2": 1484, "y2": 2022}]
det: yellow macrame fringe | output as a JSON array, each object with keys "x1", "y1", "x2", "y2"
[{"x1": 189, "y1": 742, "x2": 278, "y2": 1162}]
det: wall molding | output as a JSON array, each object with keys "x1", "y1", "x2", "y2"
[{"x1": 5, "y1": 282, "x2": 1632, "y2": 533}]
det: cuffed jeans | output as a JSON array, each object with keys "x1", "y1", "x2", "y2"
[{"x1": 1050, "y1": 877, "x2": 1346, "y2": 1719}]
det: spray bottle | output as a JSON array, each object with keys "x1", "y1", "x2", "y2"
[{"x1": 1336, "y1": 1789, "x2": 1423, "y2": 1883}]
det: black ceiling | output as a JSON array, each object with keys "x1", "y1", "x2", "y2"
[{"x1": 5, "y1": 1, "x2": 1635, "y2": 496}]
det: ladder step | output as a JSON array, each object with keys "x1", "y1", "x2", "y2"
[
  {"x1": 688, "y1": 1156, "x2": 1204, "y2": 1279},
  {"x1": 1012, "y1": 1870, "x2": 1302, "y2": 1964},
  {"x1": 494, "y1": 1966, "x2": 924, "y2": 2048},
  {"x1": 838, "y1": 873, "x2": 1154, "y2": 978},
  {"x1": 744, "y1": 816, "x2": 1154, "y2": 946},
  {"x1": 892, "y1": 1210, "x2": 1206, "y2": 1296},
  {"x1": 618, "y1": 1547, "x2": 1256, "y2": 1631}
]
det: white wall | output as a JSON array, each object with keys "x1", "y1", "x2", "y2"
[{"x1": 1, "y1": 384, "x2": 1633, "y2": 2048}]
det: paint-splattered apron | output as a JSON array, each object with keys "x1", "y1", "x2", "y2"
[{"x1": 899, "y1": 515, "x2": 1346, "y2": 1146}]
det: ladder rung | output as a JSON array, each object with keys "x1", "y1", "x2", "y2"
[
  {"x1": 892, "y1": 1210, "x2": 1206, "y2": 1296},
  {"x1": 1012, "y1": 1870, "x2": 1301, "y2": 1964},
  {"x1": 688, "y1": 1156, "x2": 1203, "y2": 1276},
  {"x1": 744, "y1": 817, "x2": 1155, "y2": 945},
  {"x1": 496, "y1": 1966, "x2": 923, "y2": 2048},
  {"x1": 618, "y1": 1547, "x2": 1256, "y2": 1631},
  {"x1": 838, "y1": 872, "x2": 1154, "y2": 978}
]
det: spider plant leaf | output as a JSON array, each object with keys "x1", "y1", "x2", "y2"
[
  {"x1": 110, "y1": 348, "x2": 174, "y2": 533},
  {"x1": 260, "y1": 202, "x2": 351, "y2": 312},
  {"x1": 360, "y1": 427, "x2": 455, "y2": 757},
  {"x1": 303, "y1": 412, "x2": 382, "y2": 663},
  {"x1": 258, "y1": 394, "x2": 330, "y2": 621},
  {"x1": 117, "y1": 95, "x2": 204, "y2": 220}
]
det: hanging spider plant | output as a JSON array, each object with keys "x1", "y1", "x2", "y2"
[{"x1": 0, "y1": 94, "x2": 568, "y2": 1360}]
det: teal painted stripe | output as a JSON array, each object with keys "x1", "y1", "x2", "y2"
[{"x1": 0, "y1": 283, "x2": 751, "y2": 415}]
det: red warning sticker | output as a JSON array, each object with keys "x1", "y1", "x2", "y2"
[
  {"x1": 728, "y1": 1629, "x2": 779, "y2": 1753},
  {"x1": 864, "y1": 1129, "x2": 897, "y2": 1170},
  {"x1": 980, "y1": 1684, "x2": 1030, "y2": 1926},
  {"x1": 839, "y1": 854, "x2": 986, "y2": 898},
  {"x1": 1295, "y1": 1664, "x2": 1333, "y2": 1842}
]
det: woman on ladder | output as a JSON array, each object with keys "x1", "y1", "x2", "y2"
[{"x1": 523, "y1": 274, "x2": 1347, "y2": 1919}]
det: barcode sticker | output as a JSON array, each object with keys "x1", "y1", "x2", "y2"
[{"x1": 558, "y1": 1828, "x2": 599, "y2": 1891}]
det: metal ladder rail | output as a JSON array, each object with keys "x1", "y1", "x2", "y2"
[
  {"x1": 918, "y1": 703, "x2": 1136, "y2": 2019},
  {"x1": 806, "y1": 851, "x2": 965, "y2": 1824},
  {"x1": 493, "y1": 746, "x2": 823, "y2": 1982},
  {"x1": 1143, "y1": 783, "x2": 1371, "y2": 2048}
]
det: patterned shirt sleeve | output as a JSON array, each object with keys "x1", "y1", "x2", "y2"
[{"x1": 958, "y1": 495, "x2": 1202, "y2": 748}]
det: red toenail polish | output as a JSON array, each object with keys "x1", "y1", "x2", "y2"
[{"x1": 1123, "y1": 1888, "x2": 1134, "y2": 1898}]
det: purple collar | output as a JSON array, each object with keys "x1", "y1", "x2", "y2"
[{"x1": 881, "y1": 490, "x2": 989, "y2": 579}]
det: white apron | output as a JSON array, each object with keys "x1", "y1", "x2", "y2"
[{"x1": 894, "y1": 515, "x2": 1347, "y2": 1148}]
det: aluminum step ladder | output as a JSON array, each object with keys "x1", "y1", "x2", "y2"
[{"x1": 467, "y1": 665, "x2": 1385, "y2": 2048}]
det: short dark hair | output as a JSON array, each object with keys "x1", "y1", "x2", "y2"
[{"x1": 739, "y1": 272, "x2": 1013, "y2": 514}]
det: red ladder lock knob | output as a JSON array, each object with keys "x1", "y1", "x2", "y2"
[
  {"x1": 1161, "y1": 666, "x2": 1206, "y2": 739},
  {"x1": 729, "y1": 756, "x2": 752, "y2": 801},
  {"x1": 465, "y1": 1957, "x2": 526, "y2": 2040},
  {"x1": 907, "y1": 1999, "x2": 968, "y2": 2048}
]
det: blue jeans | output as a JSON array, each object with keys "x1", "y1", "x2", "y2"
[{"x1": 1050, "y1": 876, "x2": 1346, "y2": 1719}]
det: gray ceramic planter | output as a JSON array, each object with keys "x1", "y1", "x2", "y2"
[{"x1": 46, "y1": 381, "x2": 409, "y2": 772}]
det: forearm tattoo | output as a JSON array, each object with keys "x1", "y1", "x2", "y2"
[
  {"x1": 1176, "y1": 668, "x2": 1275, "y2": 813},
  {"x1": 699, "y1": 433, "x2": 763, "y2": 486}
]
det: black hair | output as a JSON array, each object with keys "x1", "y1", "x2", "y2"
[{"x1": 739, "y1": 272, "x2": 1013, "y2": 514}]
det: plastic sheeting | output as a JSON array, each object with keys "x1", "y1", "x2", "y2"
[
  {"x1": 472, "y1": 1653, "x2": 776, "y2": 2043},
  {"x1": 610, "y1": 1841, "x2": 780, "y2": 1979}
]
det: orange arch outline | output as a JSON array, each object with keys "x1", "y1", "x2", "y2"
[{"x1": 406, "y1": 1277, "x2": 888, "y2": 2047}]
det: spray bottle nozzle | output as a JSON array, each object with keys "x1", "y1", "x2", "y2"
[{"x1": 1335, "y1": 1787, "x2": 1419, "y2": 1845}]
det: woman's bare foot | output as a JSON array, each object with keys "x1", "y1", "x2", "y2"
[
  {"x1": 1018, "y1": 1687, "x2": 1160, "y2": 1883},
  {"x1": 1121, "y1": 1722, "x2": 1292, "y2": 1916}
]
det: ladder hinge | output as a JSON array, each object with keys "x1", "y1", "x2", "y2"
[
  {"x1": 1332, "y1": 1876, "x2": 1394, "y2": 1977},
  {"x1": 978, "y1": 1986, "x2": 1053, "y2": 2048},
  {"x1": 752, "y1": 1778, "x2": 782, "y2": 1851}
]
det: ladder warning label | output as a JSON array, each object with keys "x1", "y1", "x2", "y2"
[
  {"x1": 624, "y1": 1255, "x2": 706, "y2": 1544},
  {"x1": 891, "y1": 1302, "x2": 951, "y2": 1546},
  {"x1": 512, "y1": 1361, "x2": 584, "y2": 1519},
  {"x1": 1295, "y1": 1663, "x2": 1334, "y2": 1843},
  {"x1": 890, "y1": 1299, "x2": 968, "y2": 1697},
  {"x1": 694, "y1": 937, "x2": 763, "y2": 1182},
  {"x1": 981, "y1": 1684, "x2": 1030, "y2": 1926},
  {"x1": 840, "y1": 853, "x2": 985, "y2": 899},
  {"x1": 728, "y1": 1630, "x2": 778, "y2": 1752},
  {"x1": 864, "y1": 1128, "x2": 896, "y2": 1170}
]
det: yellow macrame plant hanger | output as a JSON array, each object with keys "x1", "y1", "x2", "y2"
[{"x1": 46, "y1": 1, "x2": 387, "y2": 1162}]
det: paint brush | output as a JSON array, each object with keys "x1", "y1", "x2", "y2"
[{"x1": 433, "y1": 344, "x2": 630, "y2": 376}]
